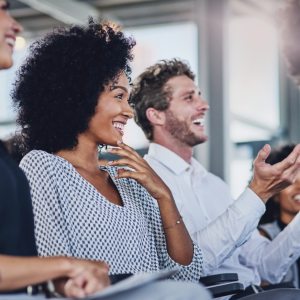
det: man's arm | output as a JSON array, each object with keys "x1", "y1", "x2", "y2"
[
  {"x1": 239, "y1": 213, "x2": 300, "y2": 284},
  {"x1": 191, "y1": 187, "x2": 265, "y2": 276},
  {"x1": 0, "y1": 255, "x2": 110, "y2": 298}
]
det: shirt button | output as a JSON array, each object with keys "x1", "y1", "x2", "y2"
[
  {"x1": 186, "y1": 167, "x2": 190, "y2": 171},
  {"x1": 289, "y1": 254, "x2": 293, "y2": 258}
]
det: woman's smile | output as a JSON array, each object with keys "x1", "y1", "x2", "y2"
[
  {"x1": 5, "y1": 34, "x2": 15, "y2": 53},
  {"x1": 112, "y1": 121, "x2": 126, "y2": 136}
]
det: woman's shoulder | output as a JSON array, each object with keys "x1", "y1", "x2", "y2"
[
  {"x1": 20, "y1": 150, "x2": 68, "y2": 177},
  {"x1": 20, "y1": 150, "x2": 53, "y2": 168}
]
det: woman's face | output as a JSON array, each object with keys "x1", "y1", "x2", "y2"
[
  {"x1": 0, "y1": 0, "x2": 22, "y2": 70},
  {"x1": 85, "y1": 72, "x2": 133, "y2": 147},
  {"x1": 275, "y1": 173, "x2": 300, "y2": 217}
]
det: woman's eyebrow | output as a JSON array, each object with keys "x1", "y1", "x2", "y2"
[{"x1": 110, "y1": 86, "x2": 128, "y2": 93}]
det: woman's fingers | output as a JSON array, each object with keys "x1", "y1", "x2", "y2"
[
  {"x1": 116, "y1": 169, "x2": 145, "y2": 181},
  {"x1": 116, "y1": 141, "x2": 141, "y2": 159},
  {"x1": 108, "y1": 158, "x2": 143, "y2": 171},
  {"x1": 107, "y1": 141, "x2": 143, "y2": 162}
]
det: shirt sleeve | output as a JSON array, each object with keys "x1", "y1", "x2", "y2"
[
  {"x1": 239, "y1": 212, "x2": 300, "y2": 284},
  {"x1": 192, "y1": 188, "x2": 266, "y2": 276},
  {"x1": 20, "y1": 151, "x2": 72, "y2": 257},
  {"x1": 134, "y1": 182, "x2": 203, "y2": 282}
]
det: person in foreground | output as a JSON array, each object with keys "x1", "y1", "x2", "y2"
[
  {"x1": 258, "y1": 144, "x2": 300, "y2": 288},
  {"x1": 0, "y1": 2, "x2": 210, "y2": 299},
  {"x1": 131, "y1": 57, "x2": 300, "y2": 299},
  {"x1": 0, "y1": 1, "x2": 110, "y2": 298}
]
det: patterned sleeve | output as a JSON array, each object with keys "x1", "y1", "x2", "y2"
[
  {"x1": 19, "y1": 150, "x2": 72, "y2": 257},
  {"x1": 129, "y1": 179, "x2": 203, "y2": 282}
]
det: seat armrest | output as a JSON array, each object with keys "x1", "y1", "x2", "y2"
[
  {"x1": 207, "y1": 282, "x2": 244, "y2": 298},
  {"x1": 200, "y1": 273, "x2": 239, "y2": 286}
]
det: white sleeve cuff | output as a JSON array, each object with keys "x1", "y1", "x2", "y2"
[{"x1": 234, "y1": 187, "x2": 266, "y2": 218}]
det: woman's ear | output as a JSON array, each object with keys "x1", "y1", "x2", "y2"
[{"x1": 146, "y1": 108, "x2": 165, "y2": 126}]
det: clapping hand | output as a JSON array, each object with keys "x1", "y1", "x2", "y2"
[{"x1": 249, "y1": 144, "x2": 300, "y2": 203}]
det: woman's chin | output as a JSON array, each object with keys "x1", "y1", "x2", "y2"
[
  {"x1": 0, "y1": 57, "x2": 13, "y2": 70},
  {"x1": 106, "y1": 139, "x2": 122, "y2": 147}
]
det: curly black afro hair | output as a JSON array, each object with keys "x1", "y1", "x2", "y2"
[{"x1": 12, "y1": 18, "x2": 135, "y2": 154}]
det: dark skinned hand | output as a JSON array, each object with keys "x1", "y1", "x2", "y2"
[{"x1": 107, "y1": 141, "x2": 172, "y2": 202}]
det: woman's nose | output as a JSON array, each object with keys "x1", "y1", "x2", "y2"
[
  {"x1": 122, "y1": 101, "x2": 134, "y2": 119},
  {"x1": 11, "y1": 16, "x2": 23, "y2": 35}
]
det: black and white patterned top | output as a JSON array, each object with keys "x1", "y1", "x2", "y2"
[{"x1": 20, "y1": 150, "x2": 203, "y2": 281}]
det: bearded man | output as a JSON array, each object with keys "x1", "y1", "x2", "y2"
[{"x1": 131, "y1": 59, "x2": 300, "y2": 299}]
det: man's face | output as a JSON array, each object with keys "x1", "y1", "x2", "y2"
[{"x1": 163, "y1": 75, "x2": 209, "y2": 147}]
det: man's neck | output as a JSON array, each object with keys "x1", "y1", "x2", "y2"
[{"x1": 153, "y1": 136, "x2": 193, "y2": 164}]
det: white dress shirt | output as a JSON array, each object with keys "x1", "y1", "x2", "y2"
[{"x1": 145, "y1": 143, "x2": 300, "y2": 296}]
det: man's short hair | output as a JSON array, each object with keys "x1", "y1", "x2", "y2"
[
  {"x1": 281, "y1": 0, "x2": 300, "y2": 86},
  {"x1": 131, "y1": 59, "x2": 195, "y2": 141}
]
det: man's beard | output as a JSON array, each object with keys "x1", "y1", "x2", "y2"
[{"x1": 165, "y1": 109, "x2": 207, "y2": 147}]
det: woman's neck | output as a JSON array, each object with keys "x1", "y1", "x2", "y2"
[
  {"x1": 280, "y1": 210, "x2": 297, "y2": 225},
  {"x1": 54, "y1": 136, "x2": 100, "y2": 173}
]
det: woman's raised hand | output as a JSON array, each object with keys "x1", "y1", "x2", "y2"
[
  {"x1": 249, "y1": 144, "x2": 300, "y2": 203},
  {"x1": 107, "y1": 141, "x2": 173, "y2": 202}
]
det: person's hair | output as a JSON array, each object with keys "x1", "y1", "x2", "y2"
[
  {"x1": 280, "y1": 0, "x2": 300, "y2": 86},
  {"x1": 12, "y1": 18, "x2": 135, "y2": 154},
  {"x1": 259, "y1": 144, "x2": 296, "y2": 225},
  {"x1": 131, "y1": 59, "x2": 195, "y2": 141}
]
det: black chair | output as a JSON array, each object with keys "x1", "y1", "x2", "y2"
[
  {"x1": 110, "y1": 272, "x2": 244, "y2": 298},
  {"x1": 200, "y1": 273, "x2": 244, "y2": 298}
]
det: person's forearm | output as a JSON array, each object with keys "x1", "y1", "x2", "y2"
[
  {"x1": 251, "y1": 212, "x2": 300, "y2": 284},
  {"x1": 0, "y1": 255, "x2": 72, "y2": 291},
  {"x1": 157, "y1": 195, "x2": 194, "y2": 266},
  {"x1": 193, "y1": 188, "x2": 265, "y2": 276}
]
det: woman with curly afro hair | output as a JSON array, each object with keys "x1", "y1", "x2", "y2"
[{"x1": 15, "y1": 18, "x2": 204, "y2": 284}]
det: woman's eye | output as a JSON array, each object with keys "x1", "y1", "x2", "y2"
[
  {"x1": 116, "y1": 93, "x2": 123, "y2": 100},
  {"x1": 185, "y1": 95, "x2": 192, "y2": 100}
]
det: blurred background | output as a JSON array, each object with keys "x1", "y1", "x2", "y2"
[{"x1": 0, "y1": 0, "x2": 298, "y2": 199}]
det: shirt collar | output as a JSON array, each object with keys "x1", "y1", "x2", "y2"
[{"x1": 148, "y1": 143, "x2": 207, "y2": 179}]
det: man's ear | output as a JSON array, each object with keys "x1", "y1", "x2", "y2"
[{"x1": 146, "y1": 108, "x2": 165, "y2": 126}]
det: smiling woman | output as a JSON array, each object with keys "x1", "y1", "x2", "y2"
[
  {"x1": 15, "y1": 18, "x2": 204, "y2": 283},
  {"x1": 0, "y1": 0, "x2": 22, "y2": 70},
  {"x1": 13, "y1": 19, "x2": 135, "y2": 154}
]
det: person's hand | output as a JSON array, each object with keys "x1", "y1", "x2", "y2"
[
  {"x1": 56, "y1": 258, "x2": 110, "y2": 298},
  {"x1": 107, "y1": 141, "x2": 172, "y2": 202},
  {"x1": 249, "y1": 144, "x2": 300, "y2": 203}
]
